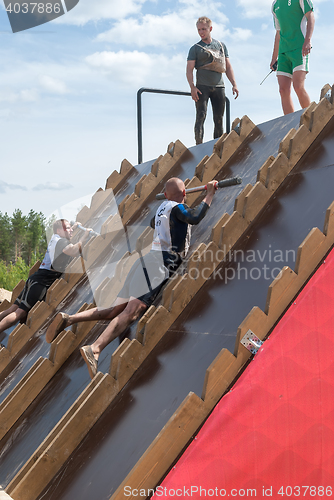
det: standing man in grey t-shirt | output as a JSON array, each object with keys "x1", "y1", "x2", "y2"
[{"x1": 186, "y1": 16, "x2": 239, "y2": 145}]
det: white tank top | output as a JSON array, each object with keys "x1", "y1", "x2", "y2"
[
  {"x1": 152, "y1": 200, "x2": 178, "y2": 252},
  {"x1": 40, "y1": 234, "x2": 62, "y2": 270},
  {"x1": 151, "y1": 200, "x2": 191, "y2": 257}
]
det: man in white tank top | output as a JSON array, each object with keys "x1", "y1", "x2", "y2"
[
  {"x1": 0, "y1": 219, "x2": 91, "y2": 337},
  {"x1": 47, "y1": 178, "x2": 218, "y2": 379}
]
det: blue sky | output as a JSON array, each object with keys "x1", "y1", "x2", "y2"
[{"x1": 0, "y1": 0, "x2": 333, "y2": 220}]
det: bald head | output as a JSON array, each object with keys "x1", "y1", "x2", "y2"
[{"x1": 164, "y1": 177, "x2": 186, "y2": 202}]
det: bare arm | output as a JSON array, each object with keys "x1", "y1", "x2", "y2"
[
  {"x1": 302, "y1": 10, "x2": 315, "y2": 56},
  {"x1": 271, "y1": 30, "x2": 280, "y2": 70},
  {"x1": 203, "y1": 180, "x2": 217, "y2": 206},
  {"x1": 63, "y1": 229, "x2": 91, "y2": 257},
  {"x1": 186, "y1": 60, "x2": 202, "y2": 102},
  {"x1": 225, "y1": 58, "x2": 239, "y2": 99}
]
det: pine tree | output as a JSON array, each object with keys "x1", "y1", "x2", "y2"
[
  {"x1": 0, "y1": 212, "x2": 12, "y2": 263},
  {"x1": 0, "y1": 209, "x2": 48, "y2": 290},
  {"x1": 25, "y1": 210, "x2": 47, "y2": 265},
  {"x1": 11, "y1": 209, "x2": 26, "y2": 262}
]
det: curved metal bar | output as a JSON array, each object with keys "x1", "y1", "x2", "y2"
[{"x1": 137, "y1": 87, "x2": 231, "y2": 164}]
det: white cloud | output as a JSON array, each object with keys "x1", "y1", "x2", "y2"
[
  {"x1": 0, "y1": 56, "x2": 95, "y2": 116},
  {"x1": 86, "y1": 50, "x2": 184, "y2": 87},
  {"x1": 20, "y1": 89, "x2": 39, "y2": 101},
  {"x1": 39, "y1": 75, "x2": 69, "y2": 95},
  {"x1": 1, "y1": 0, "x2": 332, "y2": 220},
  {"x1": 229, "y1": 27, "x2": 252, "y2": 41},
  {"x1": 55, "y1": 0, "x2": 147, "y2": 25},
  {"x1": 236, "y1": 0, "x2": 274, "y2": 19},
  {"x1": 0, "y1": 88, "x2": 38, "y2": 103},
  {"x1": 0, "y1": 181, "x2": 27, "y2": 193},
  {"x1": 96, "y1": 0, "x2": 229, "y2": 47},
  {"x1": 55, "y1": 0, "x2": 231, "y2": 28},
  {"x1": 32, "y1": 182, "x2": 73, "y2": 191},
  {"x1": 236, "y1": 0, "x2": 332, "y2": 19},
  {"x1": 97, "y1": 13, "x2": 194, "y2": 47}
]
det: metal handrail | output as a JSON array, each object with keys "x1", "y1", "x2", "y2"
[{"x1": 137, "y1": 87, "x2": 231, "y2": 164}]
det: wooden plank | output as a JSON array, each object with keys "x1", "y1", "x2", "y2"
[
  {"x1": 109, "y1": 338, "x2": 132, "y2": 379},
  {"x1": 105, "y1": 159, "x2": 137, "y2": 192},
  {"x1": 194, "y1": 155, "x2": 209, "y2": 181},
  {"x1": 242, "y1": 182, "x2": 271, "y2": 222},
  {"x1": 10, "y1": 98, "x2": 334, "y2": 499},
  {"x1": 220, "y1": 211, "x2": 248, "y2": 249},
  {"x1": 309, "y1": 96, "x2": 334, "y2": 137},
  {"x1": 109, "y1": 194, "x2": 334, "y2": 500},
  {"x1": 278, "y1": 128, "x2": 296, "y2": 157},
  {"x1": 210, "y1": 212, "x2": 230, "y2": 247},
  {"x1": 0, "y1": 300, "x2": 11, "y2": 313},
  {"x1": 257, "y1": 156, "x2": 275, "y2": 185},
  {"x1": 111, "y1": 393, "x2": 207, "y2": 500},
  {"x1": 265, "y1": 266, "x2": 297, "y2": 316},
  {"x1": 265, "y1": 153, "x2": 289, "y2": 191},
  {"x1": 28, "y1": 261, "x2": 41, "y2": 277},
  {"x1": 7, "y1": 374, "x2": 112, "y2": 500},
  {"x1": 0, "y1": 358, "x2": 54, "y2": 441},
  {"x1": 217, "y1": 130, "x2": 242, "y2": 170},
  {"x1": 238, "y1": 115, "x2": 257, "y2": 141},
  {"x1": 120, "y1": 141, "x2": 188, "y2": 225},
  {"x1": 294, "y1": 227, "x2": 326, "y2": 275},
  {"x1": 234, "y1": 184, "x2": 253, "y2": 214},
  {"x1": 200, "y1": 153, "x2": 221, "y2": 185},
  {"x1": 201, "y1": 348, "x2": 237, "y2": 403},
  {"x1": 11, "y1": 280, "x2": 25, "y2": 303}
]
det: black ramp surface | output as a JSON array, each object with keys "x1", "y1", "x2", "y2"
[
  {"x1": 38, "y1": 145, "x2": 334, "y2": 496},
  {"x1": 0, "y1": 111, "x2": 303, "y2": 492},
  {"x1": 35, "y1": 113, "x2": 334, "y2": 500},
  {"x1": 0, "y1": 142, "x2": 215, "y2": 407},
  {"x1": 0, "y1": 157, "x2": 170, "y2": 414},
  {"x1": 0, "y1": 139, "x2": 220, "y2": 487}
]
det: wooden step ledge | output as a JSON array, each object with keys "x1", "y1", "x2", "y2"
[
  {"x1": 109, "y1": 197, "x2": 334, "y2": 500},
  {"x1": 6, "y1": 92, "x2": 334, "y2": 500}
]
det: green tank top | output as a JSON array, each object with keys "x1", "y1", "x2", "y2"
[{"x1": 272, "y1": 0, "x2": 313, "y2": 53}]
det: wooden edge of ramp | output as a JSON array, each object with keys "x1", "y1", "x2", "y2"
[
  {"x1": 108, "y1": 198, "x2": 334, "y2": 500},
  {"x1": 6, "y1": 90, "x2": 334, "y2": 500}
]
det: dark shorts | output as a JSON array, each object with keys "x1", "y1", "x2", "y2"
[
  {"x1": 118, "y1": 252, "x2": 169, "y2": 308},
  {"x1": 14, "y1": 269, "x2": 61, "y2": 313}
]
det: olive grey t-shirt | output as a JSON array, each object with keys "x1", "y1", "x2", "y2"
[{"x1": 187, "y1": 39, "x2": 229, "y2": 87}]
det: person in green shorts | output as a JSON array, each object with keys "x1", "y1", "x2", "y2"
[{"x1": 270, "y1": 0, "x2": 315, "y2": 114}]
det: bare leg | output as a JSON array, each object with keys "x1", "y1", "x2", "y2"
[
  {"x1": 292, "y1": 71, "x2": 310, "y2": 109},
  {"x1": 277, "y1": 75, "x2": 294, "y2": 115},
  {"x1": 90, "y1": 298, "x2": 147, "y2": 360},
  {"x1": 0, "y1": 304, "x2": 19, "y2": 323},
  {"x1": 0, "y1": 306, "x2": 27, "y2": 334},
  {"x1": 67, "y1": 297, "x2": 128, "y2": 327},
  {"x1": 46, "y1": 298, "x2": 129, "y2": 344}
]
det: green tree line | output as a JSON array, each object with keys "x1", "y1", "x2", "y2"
[{"x1": 0, "y1": 209, "x2": 47, "y2": 291}]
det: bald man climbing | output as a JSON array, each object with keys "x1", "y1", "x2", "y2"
[{"x1": 46, "y1": 177, "x2": 217, "y2": 378}]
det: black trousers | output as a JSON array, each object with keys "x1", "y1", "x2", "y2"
[{"x1": 194, "y1": 84, "x2": 226, "y2": 145}]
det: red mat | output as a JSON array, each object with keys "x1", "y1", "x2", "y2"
[{"x1": 154, "y1": 249, "x2": 334, "y2": 499}]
